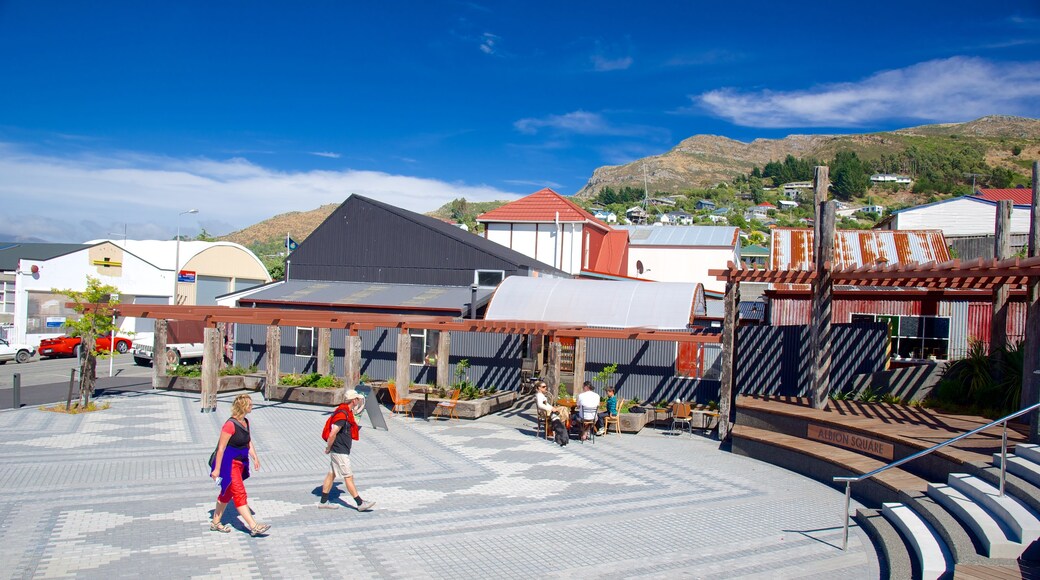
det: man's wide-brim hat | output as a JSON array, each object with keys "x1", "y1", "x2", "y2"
[{"x1": 344, "y1": 389, "x2": 364, "y2": 401}]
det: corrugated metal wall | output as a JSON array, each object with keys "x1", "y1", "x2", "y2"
[
  {"x1": 734, "y1": 323, "x2": 888, "y2": 397},
  {"x1": 585, "y1": 338, "x2": 721, "y2": 405},
  {"x1": 234, "y1": 325, "x2": 522, "y2": 390}
]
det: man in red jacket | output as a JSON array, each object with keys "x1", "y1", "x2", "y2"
[{"x1": 318, "y1": 389, "x2": 375, "y2": 511}]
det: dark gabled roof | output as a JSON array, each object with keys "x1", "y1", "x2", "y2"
[
  {"x1": 356, "y1": 195, "x2": 569, "y2": 273},
  {"x1": 0, "y1": 242, "x2": 91, "y2": 271},
  {"x1": 238, "y1": 279, "x2": 495, "y2": 315}
]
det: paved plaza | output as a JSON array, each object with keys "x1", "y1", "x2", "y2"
[{"x1": 0, "y1": 389, "x2": 880, "y2": 579}]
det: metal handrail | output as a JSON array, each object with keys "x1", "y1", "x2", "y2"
[{"x1": 834, "y1": 401, "x2": 1040, "y2": 551}]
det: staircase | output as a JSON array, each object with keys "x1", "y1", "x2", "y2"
[{"x1": 731, "y1": 398, "x2": 1040, "y2": 579}]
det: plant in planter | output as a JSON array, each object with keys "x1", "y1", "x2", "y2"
[
  {"x1": 592, "y1": 363, "x2": 618, "y2": 393},
  {"x1": 280, "y1": 372, "x2": 344, "y2": 389}
]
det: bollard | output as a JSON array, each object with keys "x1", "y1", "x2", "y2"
[
  {"x1": 12, "y1": 373, "x2": 20, "y2": 409},
  {"x1": 66, "y1": 368, "x2": 77, "y2": 412}
]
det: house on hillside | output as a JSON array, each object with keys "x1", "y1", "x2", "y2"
[
  {"x1": 870, "y1": 173, "x2": 912, "y2": 185},
  {"x1": 696, "y1": 199, "x2": 716, "y2": 211},
  {"x1": 659, "y1": 211, "x2": 694, "y2": 226},
  {"x1": 777, "y1": 200, "x2": 798, "y2": 210},
  {"x1": 592, "y1": 209, "x2": 618, "y2": 224},
  {"x1": 626, "y1": 206, "x2": 649, "y2": 225},
  {"x1": 614, "y1": 225, "x2": 740, "y2": 292},
  {"x1": 860, "y1": 204, "x2": 885, "y2": 215},
  {"x1": 745, "y1": 202, "x2": 775, "y2": 221},
  {"x1": 476, "y1": 188, "x2": 613, "y2": 276},
  {"x1": 875, "y1": 188, "x2": 1033, "y2": 258}
]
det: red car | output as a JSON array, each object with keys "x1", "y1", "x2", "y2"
[{"x1": 38, "y1": 335, "x2": 133, "y2": 358}]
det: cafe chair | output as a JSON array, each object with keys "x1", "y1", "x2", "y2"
[
  {"x1": 671, "y1": 402, "x2": 692, "y2": 436},
  {"x1": 386, "y1": 385, "x2": 412, "y2": 418},
  {"x1": 577, "y1": 405, "x2": 597, "y2": 444},
  {"x1": 536, "y1": 410, "x2": 552, "y2": 440},
  {"x1": 603, "y1": 398, "x2": 624, "y2": 435},
  {"x1": 433, "y1": 388, "x2": 461, "y2": 420}
]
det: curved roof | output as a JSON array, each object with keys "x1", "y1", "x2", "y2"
[
  {"x1": 85, "y1": 239, "x2": 268, "y2": 273},
  {"x1": 485, "y1": 276, "x2": 697, "y2": 329}
]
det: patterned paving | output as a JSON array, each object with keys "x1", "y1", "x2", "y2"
[{"x1": 0, "y1": 390, "x2": 880, "y2": 579}]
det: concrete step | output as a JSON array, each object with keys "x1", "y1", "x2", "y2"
[
  {"x1": 927, "y1": 483, "x2": 1028, "y2": 559},
  {"x1": 854, "y1": 508, "x2": 915, "y2": 580},
  {"x1": 899, "y1": 490, "x2": 987, "y2": 563},
  {"x1": 1017, "y1": 443, "x2": 1040, "y2": 466},
  {"x1": 947, "y1": 473, "x2": 1040, "y2": 544},
  {"x1": 881, "y1": 502, "x2": 953, "y2": 579},
  {"x1": 993, "y1": 452, "x2": 1040, "y2": 488}
]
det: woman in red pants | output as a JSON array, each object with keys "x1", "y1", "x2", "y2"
[{"x1": 209, "y1": 394, "x2": 270, "y2": 536}]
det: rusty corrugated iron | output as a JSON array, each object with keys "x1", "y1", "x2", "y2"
[{"x1": 771, "y1": 228, "x2": 950, "y2": 270}]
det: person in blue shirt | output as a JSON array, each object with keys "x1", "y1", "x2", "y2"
[{"x1": 597, "y1": 387, "x2": 617, "y2": 436}]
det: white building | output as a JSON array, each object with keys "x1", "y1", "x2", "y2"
[
  {"x1": 878, "y1": 195, "x2": 1031, "y2": 236},
  {"x1": 1, "y1": 240, "x2": 270, "y2": 345},
  {"x1": 870, "y1": 173, "x2": 912, "y2": 185},
  {"x1": 613, "y1": 225, "x2": 740, "y2": 292},
  {"x1": 476, "y1": 188, "x2": 613, "y2": 276}
]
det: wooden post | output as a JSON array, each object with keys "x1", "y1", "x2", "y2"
[
  {"x1": 344, "y1": 331, "x2": 361, "y2": 388},
  {"x1": 436, "y1": 331, "x2": 451, "y2": 388},
  {"x1": 718, "y1": 278, "x2": 739, "y2": 440},
  {"x1": 1023, "y1": 162, "x2": 1040, "y2": 444},
  {"x1": 201, "y1": 326, "x2": 221, "y2": 412},
  {"x1": 153, "y1": 319, "x2": 168, "y2": 389},
  {"x1": 811, "y1": 195, "x2": 836, "y2": 409},
  {"x1": 813, "y1": 165, "x2": 829, "y2": 239},
  {"x1": 573, "y1": 337, "x2": 587, "y2": 391},
  {"x1": 395, "y1": 328, "x2": 411, "y2": 401},
  {"x1": 265, "y1": 325, "x2": 280, "y2": 400},
  {"x1": 991, "y1": 200, "x2": 1012, "y2": 386},
  {"x1": 546, "y1": 340, "x2": 562, "y2": 401},
  {"x1": 317, "y1": 327, "x2": 331, "y2": 375}
]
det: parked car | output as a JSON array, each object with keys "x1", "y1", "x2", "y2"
[
  {"x1": 38, "y1": 335, "x2": 133, "y2": 358},
  {"x1": 131, "y1": 332, "x2": 204, "y2": 366},
  {"x1": 0, "y1": 337, "x2": 36, "y2": 364}
]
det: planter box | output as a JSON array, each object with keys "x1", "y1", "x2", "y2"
[
  {"x1": 162, "y1": 374, "x2": 264, "y2": 393},
  {"x1": 369, "y1": 385, "x2": 518, "y2": 420},
  {"x1": 269, "y1": 384, "x2": 346, "y2": 406},
  {"x1": 618, "y1": 410, "x2": 650, "y2": 433}
]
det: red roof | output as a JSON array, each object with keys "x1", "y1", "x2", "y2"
[
  {"x1": 757, "y1": 202, "x2": 776, "y2": 208},
  {"x1": 476, "y1": 188, "x2": 609, "y2": 229},
  {"x1": 975, "y1": 188, "x2": 1034, "y2": 206}
]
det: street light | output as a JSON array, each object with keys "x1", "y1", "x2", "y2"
[{"x1": 172, "y1": 209, "x2": 199, "y2": 305}]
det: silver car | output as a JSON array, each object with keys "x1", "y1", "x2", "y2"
[{"x1": 0, "y1": 337, "x2": 36, "y2": 364}]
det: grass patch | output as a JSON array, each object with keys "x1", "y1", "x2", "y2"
[{"x1": 40, "y1": 401, "x2": 111, "y2": 414}]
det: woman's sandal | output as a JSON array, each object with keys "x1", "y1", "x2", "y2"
[
  {"x1": 250, "y1": 522, "x2": 271, "y2": 537},
  {"x1": 209, "y1": 522, "x2": 232, "y2": 533}
]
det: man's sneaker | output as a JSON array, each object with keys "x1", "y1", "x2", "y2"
[
  {"x1": 317, "y1": 501, "x2": 339, "y2": 510},
  {"x1": 357, "y1": 500, "x2": 376, "y2": 512},
  {"x1": 596, "y1": 429, "x2": 606, "y2": 436}
]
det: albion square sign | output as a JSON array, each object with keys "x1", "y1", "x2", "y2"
[{"x1": 807, "y1": 424, "x2": 894, "y2": 460}]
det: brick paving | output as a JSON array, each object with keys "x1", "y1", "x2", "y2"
[{"x1": 0, "y1": 389, "x2": 880, "y2": 579}]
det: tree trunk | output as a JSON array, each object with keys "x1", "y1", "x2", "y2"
[{"x1": 80, "y1": 334, "x2": 97, "y2": 407}]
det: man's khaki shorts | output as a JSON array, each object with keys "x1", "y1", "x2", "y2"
[{"x1": 330, "y1": 452, "x2": 353, "y2": 478}]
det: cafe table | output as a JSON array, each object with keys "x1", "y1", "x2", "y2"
[{"x1": 409, "y1": 385, "x2": 435, "y2": 420}]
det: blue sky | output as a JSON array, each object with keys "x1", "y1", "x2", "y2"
[{"x1": 1, "y1": 0, "x2": 1039, "y2": 243}]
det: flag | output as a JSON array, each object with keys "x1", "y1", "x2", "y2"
[{"x1": 286, "y1": 235, "x2": 298, "y2": 252}]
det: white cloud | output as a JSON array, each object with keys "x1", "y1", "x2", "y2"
[
  {"x1": 0, "y1": 143, "x2": 519, "y2": 243},
  {"x1": 479, "y1": 32, "x2": 498, "y2": 55},
  {"x1": 514, "y1": 110, "x2": 666, "y2": 140},
  {"x1": 591, "y1": 55, "x2": 632, "y2": 72},
  {"x1": 503, "y1": 179, "x2": 562, "y2": 189},
  {"x1": 696, "y1": 57, "x2": 1040, "y2": 128},
  {"x1": 309, "y1": 151, "x2": 341, "y2": 159}
]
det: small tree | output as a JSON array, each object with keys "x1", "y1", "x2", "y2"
[
  {"x1": 593, "y1": 363, "x2": 618, "y2": 391},
  {"x1": 55, "y1": 276, "x2": 121, "y2": 407}
]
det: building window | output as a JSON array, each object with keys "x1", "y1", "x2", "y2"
[
  {"x1": 851, "y1": 314, "x2": 950, "y2": 360},
  {"x1": 409, "y1": 329, "x2": 440, "y2": 366},
  {"x1": 296, "y1": 327, "x2": 315, "y2": 357},
  {"x1": 474, "y1": 270, "x2": 505, "y2": 287},
  {"x1": 0, "y1": 281, "x2": 13, "y2": 314}
]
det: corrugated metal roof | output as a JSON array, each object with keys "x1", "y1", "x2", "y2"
[
  {"x1": 703, "y1": 300, "x2": 764, "y2": 321},
  {"x1": 239, "y1": 279, "x2": 494, "y2": 313},
  {"x1": 484, "y1": 277, "x2": 697, "y2": 329},
  {"x1": 771, "y1": 228, "x2": 950, "y2": 270},
  {"x1": 0, "y1": 242, "x2": 90, "y2": 271},
  {"x1": 614, "y1": 225, "x2": 739, "y2": 247},
  {"x1": 476, "y1": 188, "x2": 609, "y2": 229},
  {"x1": 975, "y1": 188, "x2": 1034, "y2": 206}
]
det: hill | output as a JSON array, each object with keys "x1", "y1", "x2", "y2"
[
  {"x1": 222, "y1": 203, "x2": 340, "y2": 247},
  {"x1": 576, "y1": 115, "x2": 1040, "y2": 199}
]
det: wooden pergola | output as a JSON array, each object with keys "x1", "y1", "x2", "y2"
[
  {"x1": 709, "y1": 163, "x2": 1040, "y2": 444},
  {"x1": 99, "y1": 303, "x2": 721, "y2": 411}
]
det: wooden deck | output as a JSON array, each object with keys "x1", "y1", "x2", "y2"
[{"x1": 736, "y1": 395, "x2": 1030, "y2": 465}]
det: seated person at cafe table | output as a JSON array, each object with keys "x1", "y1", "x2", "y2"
[
  {"x1": 575, "y1": 381, "x2": 602, "y2": 440},
  {"x1": 535, "y1": 381, "x2": 571, "y2": 423},
  {"x1": 597, "y1": 387, "x2": 617, "y2": 436}
]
